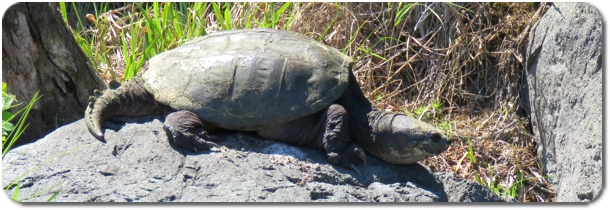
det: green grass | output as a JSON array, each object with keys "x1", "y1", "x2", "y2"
[
  {"x1": 58, "y1": 2, "x2": 317, "y2": 82},
  {"x1": 59, "y1": 2, "x2": 207, "y2": 81},
  {"x1": 467, "y1": 143, "x2": 537, "y2": 199},
  {"x1": 466, "y1": 136, "x2": 476, "y2": 165},
  {"x1": 474, "y1": 160, "x2": 526, "y2": 199},
  {"x1": 1, "y1": 82, "x2": 61, "y2": 201},
  {"x1": 59, "y1": 2, "x2": 116, "y2": 77},
  {"x1": 437, "y1": 120, "x2": 456, "y2": 138},
  {"x1": 414, "y1": 100, "x2": 442, "y2": 121},
  {"x1": 2, "y1": 83, "x2": 41, "y2": 158},
  {"x1": 393, "y1": 2, "x2": 416, "y2": 27}
]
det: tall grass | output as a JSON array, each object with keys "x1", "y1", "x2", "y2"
[
  {"x1": 58, "y1": 2, "x2": 552, "y2": 202},
  {"x1": 2, "y1": 83, "x2": 53, "y2": 201},
  {"x1": 2, "y1": 83, "x2": 41, "y2": 158},
  {"x1": 59, "y1": 2, "x2": 314, "y2": 81}
]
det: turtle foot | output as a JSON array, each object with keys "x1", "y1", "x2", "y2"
[
  {"x1": 163, "y1": 110, "x2": 219, "y2": 152},
  {"x1": 333, "y1": 143, "x2": 367, "y2": 176},
  {"x1": 163, "y1": 123, "x2": 220, "y2": 152}
]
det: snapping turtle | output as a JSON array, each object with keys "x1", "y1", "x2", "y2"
[{"x1": 85, "y1": 29, "x2": 451, "y2": 173}]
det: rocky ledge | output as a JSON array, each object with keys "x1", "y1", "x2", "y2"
[{"x1": 3, "y1": 115, "x2": 512, "y2": 202}]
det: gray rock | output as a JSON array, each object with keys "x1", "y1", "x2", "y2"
[
  {"x1": 524, "y1": 2, "x2": 602, "y2": 202},
  {"x1": 3, "y1": 116, "x2": 512, "y2": 202}
]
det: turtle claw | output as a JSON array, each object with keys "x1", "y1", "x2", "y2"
[
  {"x1": 356, "y1": 147, "x2": 367, "y2": 166},
  {"x1": 93, "y1": 89, "x2": 103, "y2": 97},
  {"x1": 191, "y1": 141, "x2": 220, "y2": 153},
  {"x1": 206, "y1": 141, "x2": 220, "y2": 150},
  {"x1": 198, "y1": 131, "x2": 221, "y2": 151},
  {"x1": 88, "y1": 96, "x2": 96, "y2": 108},
  {"x1": 336, "y1": 143, "x2": 367, "y2": 176},
  {"x1": 349, "y1": 164, "x2": 361, "y2": 177}
]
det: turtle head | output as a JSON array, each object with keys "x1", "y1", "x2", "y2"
[{"x1": 364, "y1": 113, "x2": 451, "y2": 164}]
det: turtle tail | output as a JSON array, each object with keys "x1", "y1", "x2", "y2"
[{"x1": 85, "y1": 78, "x2": 167, "y2": 141}]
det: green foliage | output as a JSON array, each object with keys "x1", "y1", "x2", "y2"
[
  {"x1": 505, "y1": 164, "x2": 524, "y2": 197},
  {"x1": 437, "y1": 120, "x2": 456, "y2": 138},
  {"x1": 486, "y1": 164, "x2": 503, "y2": 195},
  {"x1": 211, "y1": 2, "x2": 232, "y2": 30},
  {"x1": 2, "y1": 83, "x2": 41, "y2": 158},
  {"x1": 2, "y1": 83, "x2": 18, "y2": 140},
  {"x1": 469, "y1": 146, "x2": 542, "y2": 199},
  {"x1": 59, "y1": 2, "x2": 211, "y2": 81},
  {"x1": 474, "y1": 160, "x2": 529, "y2": 199},
  {"x1": 59, "y1": 2, "x2": 114, "y2": 77},
  {"x1": 46, "y1": 190, "x2": 61, "y2": 202},
  {"x1": 59, "y1": 2, "x2": 68, "y2": 23},
  {"x1": 393, "y1": 2, "x2": 417, "y2": 27},
  {"x1": 431, "y1": 100, "x2": 442, "y2": 113},
  {"x1": 414, "y1": 100, "x2": 443, "y2": 121},
  {"x1": 343, "y1": 20, "x2": 366, "y2": 54},
  {"x1": 59, "y1": 2, "x2": 308, "y2": 81},
  {"x1": 126, "y1": 2, "x2": 211, "y2": 81},
  {"x1": 356, "y1": 45, "x2": 387, "y2": 61},
  {"x1": 414, "y1": 106, "x2": 426, "y2": 119},
  {"x1": 466, "y1": 136, "x2": 476, "y2": 165},
  {"x1": 12, "y1": 182, "x2": 20, "y2": 201},
  {"x1": 375, "y1": 93, "x2": 383, "y2": 104},
  {"x1": 10, "y1": 181, "x2": 63, "y2": 202},
  {"x1": 315, "y1": 3, "x2": 341, "y2": 42},
  {"x1": 1, "y1": 83, "x2": 56, "y2": 201}
]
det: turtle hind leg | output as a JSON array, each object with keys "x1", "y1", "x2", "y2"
[
  {"x1": 163, "y1": 110, "x2": 219, "y2": 152},
  {"x1": 85, "y1": 78, "x2": 166, "y2": 140}
]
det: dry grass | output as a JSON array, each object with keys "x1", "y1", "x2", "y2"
[
  {"x1": 70, "y1": 2, "x2": 554, "y2": 202},
  {"x1": 336, "y1": 2, "x2": 552, "y2": 202}
]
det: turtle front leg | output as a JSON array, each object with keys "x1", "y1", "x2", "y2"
[
  {"x1": 163, "y1": 110, "x2": 220, "y2": 152},
  {"x1": 321, "y1": 104, "x2": 367, "y2": 175},
  {"x1": 258, "y1": 104, "x2": 366, "y2": 175}
]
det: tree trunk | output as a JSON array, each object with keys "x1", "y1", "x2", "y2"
[{"x1": 2, "y1": 2, "x2": 106, "y2": 145}]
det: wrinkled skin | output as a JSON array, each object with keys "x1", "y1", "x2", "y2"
[
  {"x1": 338, "y1": 71, "x2": 451, "y2": 164},
  {"x1": 85, "y1": 29, "x2": 451, "y2": 175}
]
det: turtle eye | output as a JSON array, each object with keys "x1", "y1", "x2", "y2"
[{"x1": 430, "y1": 133, "x2": 442, "y2": 142}]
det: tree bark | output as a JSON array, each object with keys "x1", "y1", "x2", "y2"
[{"x1": 2, "y1": 2, "x2": 106, "y2": 145}]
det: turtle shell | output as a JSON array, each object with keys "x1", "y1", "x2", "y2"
[{"x1": 141, "y1": 29, "x2": 353, "y2": 131}]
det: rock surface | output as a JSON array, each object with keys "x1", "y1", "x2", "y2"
[
  {"x1": 3, "y1": 116, "x2": 512, "y2": 202},
  {"x1": 524, "y1": 2, "x2": 602, "y2": 202}
]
